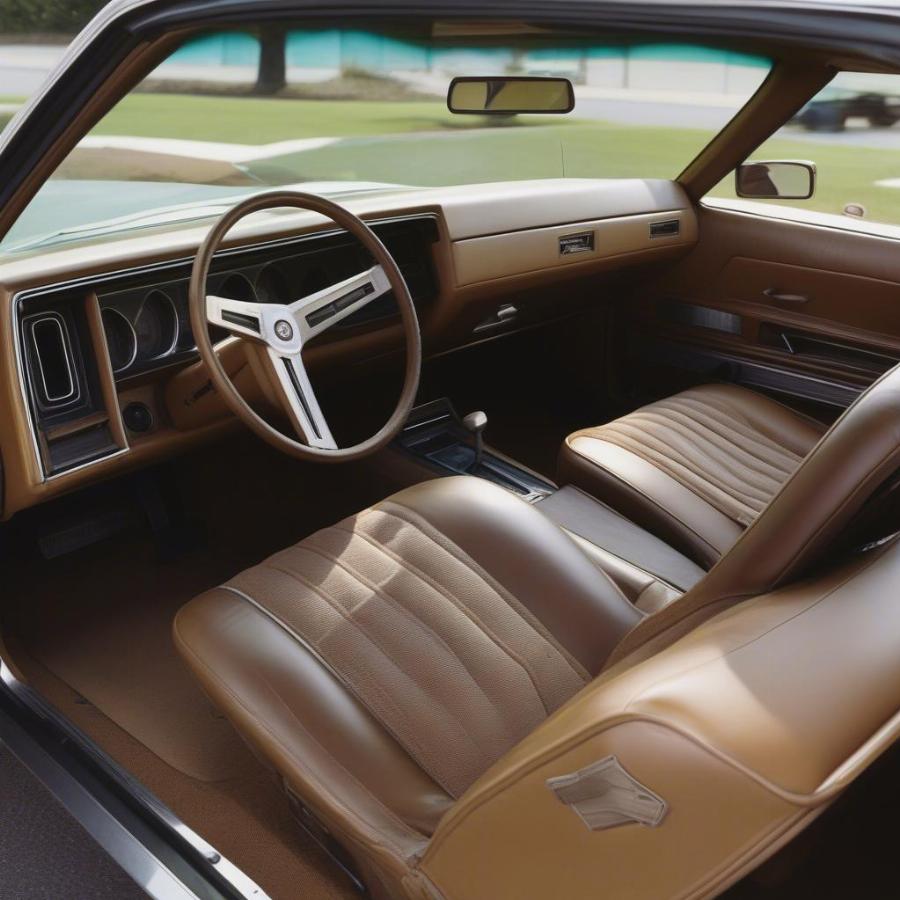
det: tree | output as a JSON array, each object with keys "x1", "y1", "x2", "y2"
[
  {"x1": 254, "y1": 24, "x2": 287, "y2": 95},
  {"x1": 0, "y1": 0, "x2": 108, "y2": 33}
]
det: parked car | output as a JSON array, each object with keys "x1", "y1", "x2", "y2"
[
  {"x1": 793, "y1": 86, "x2": 900, "y2": 130},
  {"x1": 3, "y1": 2, "x2": 900, "y2": 899}
]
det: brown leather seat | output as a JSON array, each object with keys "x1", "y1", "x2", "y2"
[
  {"x1": 175, "y1": 368, "x2": 900, "y2": 899},
  {"x1": 174, "y1": 476, "x2": 641, "y2": 888},
  {"x1": 557, "y1": 383, "x2": 826, "y2": 567}
]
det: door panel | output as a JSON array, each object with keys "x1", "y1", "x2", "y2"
[{"x1": 624, "y1": 203, "x2": 900, "y2": 411}]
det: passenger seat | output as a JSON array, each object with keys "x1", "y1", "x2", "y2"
[{"x1": 557, "y1": 384, "x2": 827, "y2": 568}]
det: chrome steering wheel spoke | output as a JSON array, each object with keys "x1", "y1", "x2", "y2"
[
  {"x1": 208, "y1": 293, "x2": 335, "y2": 447},
  {"x1": 267, "y1": 348, "x2": 336, "y2": 450},
  {"x1": 207, "y1": 294, "x2": 303, "y2": 347},
  {"x1": 289, "y1": 264, "x2": 390, "y2": 342}
]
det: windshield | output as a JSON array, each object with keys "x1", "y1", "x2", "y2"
[{"x1": 0, "y1": 29, "x2": 770, "y2": 255}]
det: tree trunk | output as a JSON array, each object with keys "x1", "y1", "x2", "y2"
[{"x1": 255, "y1": 25, "x2": 287, "y2": 95}]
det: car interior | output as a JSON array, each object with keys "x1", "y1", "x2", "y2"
[{"x1": 4, "y1": 8, "x2": 900, "y2": 899}]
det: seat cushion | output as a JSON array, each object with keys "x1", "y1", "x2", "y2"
[
  {"x1": 174, "y1": 475, "x2": 640, "y2": 849},
  {"x1": 558, "y1": 384, "x2": 826, "y2": 568}
]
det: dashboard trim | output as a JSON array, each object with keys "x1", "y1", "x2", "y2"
[
  {"x1": 23, "y1": 312, "x2": 79, "y2": 406},
  {"x1": 0, "y1": 179, "x2": 699, "y2": 514}
]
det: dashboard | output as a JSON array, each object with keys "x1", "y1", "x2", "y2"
[
  {"x1": 14, "y1": 216, "x2": 439, "y2": 481},
  {"x1": 0, "y1": 178, "x2": 698, "y2": 518}
]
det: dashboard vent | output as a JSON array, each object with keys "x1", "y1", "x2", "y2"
[
  {"x1": 649, "y1": 219, "x2": 681, "y2": 239},
  {"x1": 24, "y1": 313, "x2": 80, "y2": 409}
]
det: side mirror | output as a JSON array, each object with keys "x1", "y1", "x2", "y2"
[
  {"x1": 447, "y1": 77, "x2": 574, "y2": 115},
  {"x1": 735, "y1": 160, "x2": 816, "y2": 200}
]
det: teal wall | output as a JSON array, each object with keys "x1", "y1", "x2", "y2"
[
  {"x1": 168, "y1": 31, "x2": 768, "y2": 76},
  {"x1": 170, "y1": 32, "x2": 260, "y2": 66}
]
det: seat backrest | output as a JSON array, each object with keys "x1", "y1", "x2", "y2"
[
  {"x1": 418, "y1": 535, "x2": 900, "y2": 900},
  {"x1": 605, "y1": 362, "x2": 900, "y2": 668}
]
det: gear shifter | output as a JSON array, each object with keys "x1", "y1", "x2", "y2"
[{"x1": 462, "y1": 410, "x2": 488, "y2": 473}]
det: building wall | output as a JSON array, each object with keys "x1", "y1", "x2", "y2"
[{"x1": 158, "y1": 32, "x2": 769, "y2": 97}]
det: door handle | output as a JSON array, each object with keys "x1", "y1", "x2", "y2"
[{"x1": 763, "y1": 288, "x2": 810, "y2": 304}]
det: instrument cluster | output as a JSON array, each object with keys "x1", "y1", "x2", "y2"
[{"x1": 96, "y1": 215, "x2": 439, "y2": 381}]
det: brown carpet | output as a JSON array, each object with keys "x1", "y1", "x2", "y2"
[
  {"x1": 13, "y1": 534, "x2": 256, "y2": 781},
  {"x1": 0, "y1": 434, "x2": 416, "y2": 899},
  {"x1": 10, "y1": 641, "x2": 357, "y2": 900}
]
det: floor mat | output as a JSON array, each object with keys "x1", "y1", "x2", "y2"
[
  {"x1": 0, "y1": 744, "x2": 146, "y2": 899},
  {"x1": 10, "y1": 643, "x2": 357, "y2": 900},
  {"x1": 21, "y1": 538, "x2": 255, "y2": 781}
]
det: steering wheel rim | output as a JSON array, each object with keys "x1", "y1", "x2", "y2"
[{"x1": 189, "y1": 191, "x2": 422, "y2": 462}]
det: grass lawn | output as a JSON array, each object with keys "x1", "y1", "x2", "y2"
[
  {"x1": 86, "y1": 92, "x2": 722, "y2": 181},
  {"x1": 6, "y1": 91, "x2": 900, "y2": 223},
  {"x1": 708, "y1": 134, "x2": 900, "y2": 223},
  {"x1": 93, "y1": 93, "x2": 512, "y2": 141}
]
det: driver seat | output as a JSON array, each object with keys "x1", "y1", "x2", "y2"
[
  {"x1": 175, "y1": 476, "x2": 641, "y2": 830},
  {"x1": 175, "y1": 368, "x2": 900, "y2": 900}
]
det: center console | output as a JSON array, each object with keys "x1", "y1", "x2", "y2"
[
  {"x1": 396, "y1": 399, "x2": 554, "y2": 502},
  {"x1": 396, "y1": 399, "x2": 704, "y2": 613}
]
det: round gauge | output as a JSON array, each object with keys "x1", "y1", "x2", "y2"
[
  {"x1": 255, "y1": 265, "x2": 290, "y2": 305},
  {"x1": 101, "y1": 307, "x2": 137, "y2": 375},
  {"x1": 135, "y1": 290, "x2": 179, "y2": 361},
  {"x1": 218, "y1": 273, "x2": 256, "y2": 303},
  {"x1": 208, "y1": 274, "x2": 257, "y2": 344}
]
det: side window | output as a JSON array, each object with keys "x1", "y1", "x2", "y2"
[{"x1": 708, "y1": 71, "x2": 900, "y2": 229}]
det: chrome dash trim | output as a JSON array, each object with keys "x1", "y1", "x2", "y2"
[
  {"x1": 24, "y1": 312, "x2": 79, "y2": 405},
  {"x1": 100, "y1": 306, "x2": 139, "y2": 374}
]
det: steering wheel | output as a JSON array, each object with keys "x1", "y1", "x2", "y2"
[{"x1": 189, "y1": 191, "x2": 422, "y2": 462}]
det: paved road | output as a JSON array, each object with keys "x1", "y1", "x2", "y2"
[
  {"x1": 0, "y1": 45, "x2": 66, "y2": 97},
  {"x1": 0, "y1": 65, "x2": 50, "y2": 96},
  {"x1": 573, "y1": 97, "x2": 900, "y2": 150},
  {"x1": 574, "y1": 97, "x2": 738, "y2": 130}
]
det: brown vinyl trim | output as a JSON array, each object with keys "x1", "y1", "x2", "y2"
[{"x1": 84, "y1": 291, "x2": 128, "y2": 450}]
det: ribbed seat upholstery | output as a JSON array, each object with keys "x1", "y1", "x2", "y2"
[
  {"x1": 220, "y1": 500, "x2": 589, "y2": 798},
  {"x1": 175, "y1": 476, "x2": 641, "y2": 850},
  {"x1": 558, "y1": 384, "x2": 827, "y2": 567}
]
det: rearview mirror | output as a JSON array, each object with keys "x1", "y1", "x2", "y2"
[
  {"x1": 447, "y1": 77, "x2": 574, "y2": 115},
  {"x1": 735, "y1": 160, "x2": 816, "y2": 200}
]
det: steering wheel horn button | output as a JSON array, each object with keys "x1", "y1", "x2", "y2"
[{"x1": 274, "y1": 319, "x2": 294, "y2": 341}]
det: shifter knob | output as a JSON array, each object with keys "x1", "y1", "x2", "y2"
[
  {"x1": 462, "y1": 411, "x2": 487, "y2": 472},
  {"x1": 462, "y1": 410, "x2": 487, "y2": 435}
]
